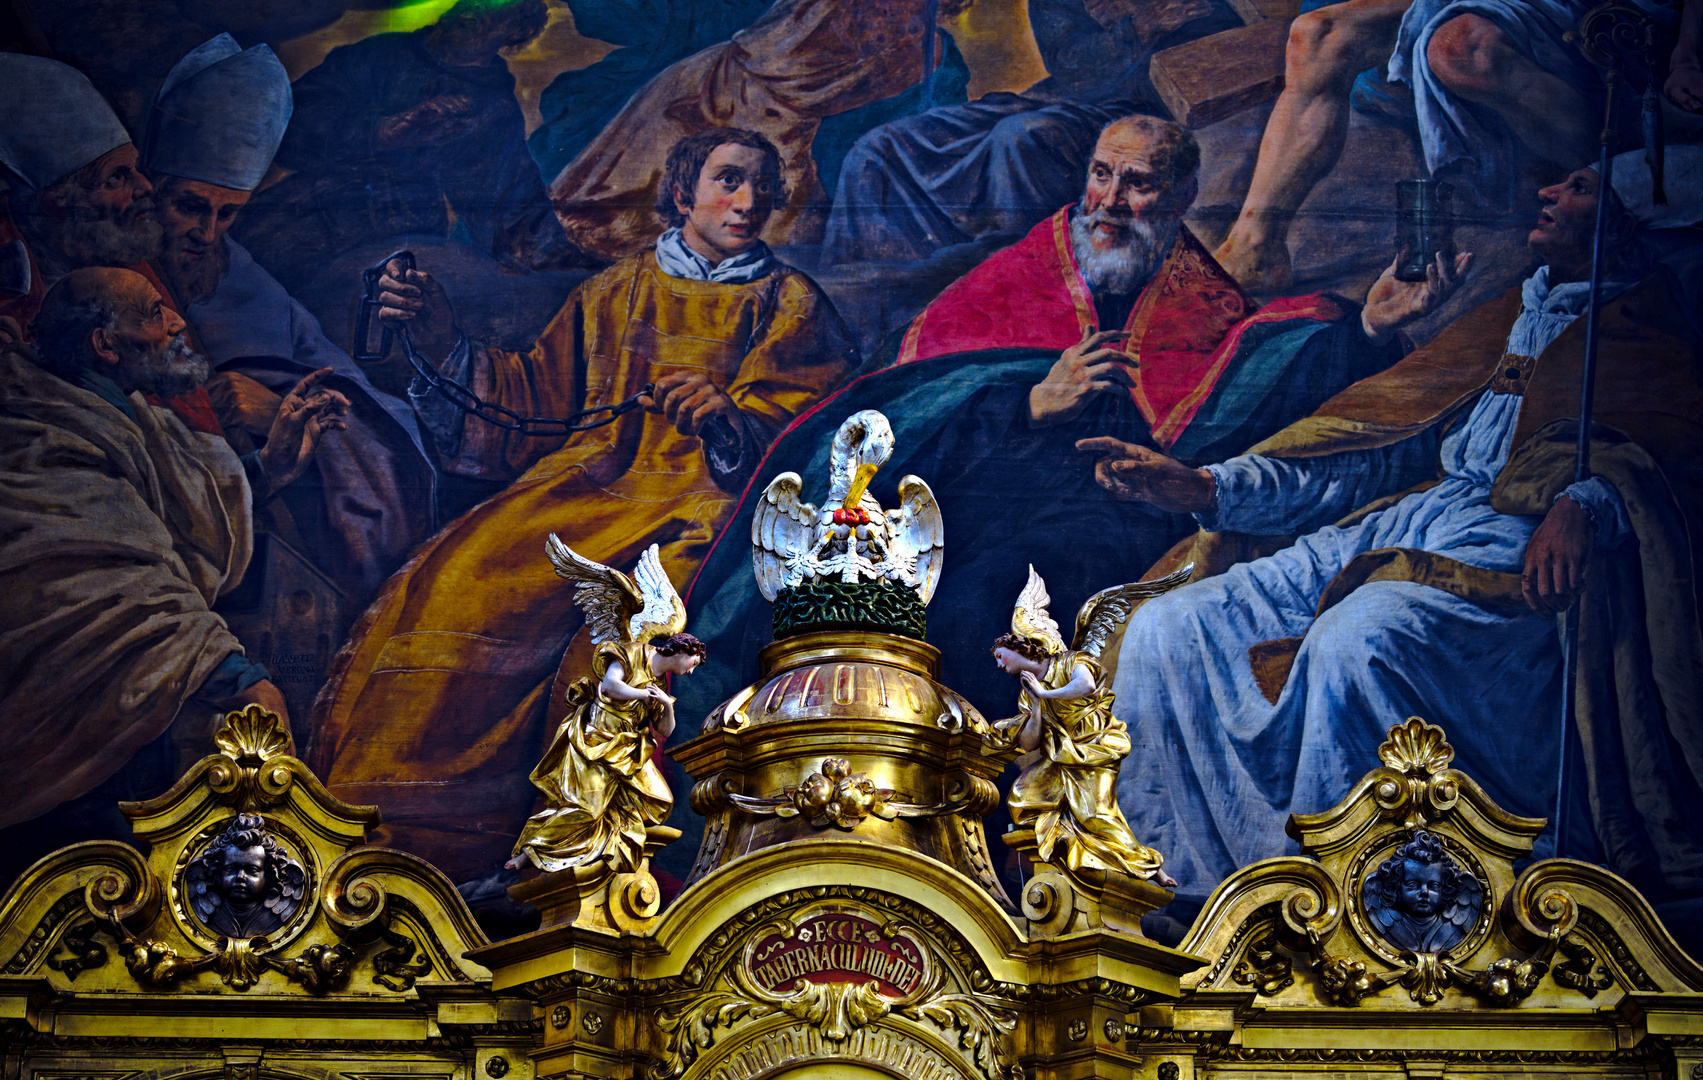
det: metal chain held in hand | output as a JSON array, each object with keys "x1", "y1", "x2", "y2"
[
  {"x1": 355, "y1": 250, "x2": 653, "y2": 437},
  {"x1": 399, "y1": 321, "x2": 654, "y2": 437}
]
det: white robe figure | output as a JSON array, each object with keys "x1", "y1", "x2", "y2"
[{"x1": 1110, "y1": 267, "x2": 1634, "y2": 906}]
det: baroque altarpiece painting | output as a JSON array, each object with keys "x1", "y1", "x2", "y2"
[{"x1": 1, "y1": 0, "x2": 1701, "y2": 1073}]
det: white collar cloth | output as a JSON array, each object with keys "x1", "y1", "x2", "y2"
[{"x1": 654, "y1": 227, "x2": 779, "y2": 284}]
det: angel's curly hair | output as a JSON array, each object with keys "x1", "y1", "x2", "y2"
[
  {"x1": 206, "y1": 813, "x2": 289, "y2": 875},
  {"x1": 653, "y1": 632, "x2": 708, "y2": 658},
  {"x1": 1373, "y1": 831, "x2": 1466, "y2": 909},
  {"x1": 990, "y1": 632, "x2": 1050, "y2": 662}
]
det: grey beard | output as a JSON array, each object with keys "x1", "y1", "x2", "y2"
[
  {"x1": 1070, "y1": 208, "x2": 1178, "y2": 298},
  {"x1": 159, "y1": 236, "x2": 232, "y2": 305},
  {"x1": 33, "y1": 199, "x2": 163, "y2": 271},
  {"x1": 116, "y1": 334, "x2": 212, "y2": 398}
]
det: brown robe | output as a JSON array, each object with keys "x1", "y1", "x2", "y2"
[{"x1": 0, "y1": 348, "x2": 253, "y2": 828}]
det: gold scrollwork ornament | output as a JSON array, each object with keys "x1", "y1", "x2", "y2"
[
  {"x1": 92, "y1": 708, "x2": 367, "y2": 992},
  {"x1": 656, "y1": 907, "x2": 1019, "y2": 1080},
  {"x1": 725, "y1": 757, "x2": 967, "y2": 828}
]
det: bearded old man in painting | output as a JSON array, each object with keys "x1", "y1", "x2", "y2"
[
  {"x1": 140, "y1": 34, "x2": 439, "y2": 608},
  {"x1": 681, "y1": 113, "x2": 1468, "y2": 736},
  {"x1": 0, "y1": 268, "x2": 348, "y2": 877},
  {"x1": 0, "y1": 55, "x2": 159, "y2": 339},
  {"x1": 1100, "y1": 148, "x2": 1703, "y2": 946}
]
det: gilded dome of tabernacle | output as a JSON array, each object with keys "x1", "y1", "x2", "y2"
[{"x1": 707, "y1": 630, "x2": 981, "y2": 733}]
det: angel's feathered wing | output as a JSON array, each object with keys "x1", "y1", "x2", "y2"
[
  {"x1": 545, "y1": 536, "x2": 685, "y2": 644},
  {"x1": 1070, "y1": 562, "x2": 1196, "y2": 658},
  {"x1": 1011, "y1": 565, "x2": 1066, "y2": 656},
  {"x1": 752, "y1": 472, "x2": 817, "y2": 601},
  {"x1": 885, "y1": 474, "x2": 944, "y2": 601},
  {"x1": 1364, "y1": 875, "x2": 1400, "y2": 930},
  {"x1": 627, "y1": 543, "x2": 687, "y2": 642},
  {"x1": 1444, "y1": 872, "x2": 1485, "y2": 931}
]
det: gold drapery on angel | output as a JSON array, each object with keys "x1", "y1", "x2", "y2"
[
  {"x1": 512, "y1": 639, "x2": 673, "y2": 874},
  {"x1": 509, "y1": 540, "x2": 692, "y2": 874},
  {"x1": 991, "y1": 652, "x2": 1165, "y2": 879}
]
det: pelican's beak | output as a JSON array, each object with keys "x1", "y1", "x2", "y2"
[{"x1": 844, "y1": 462, "x2": 879, "y2": 507}]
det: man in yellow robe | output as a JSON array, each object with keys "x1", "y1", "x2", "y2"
[{"x1": 310, "y1": 129, "x2": 856, "y2": 879}]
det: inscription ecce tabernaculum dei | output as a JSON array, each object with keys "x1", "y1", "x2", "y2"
[{"x1": 748, "y1": 913, "x2": 926, "y2": 996}]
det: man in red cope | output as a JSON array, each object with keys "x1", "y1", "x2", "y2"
[{"x1": 682, "y1": 113, "x2": 1470, "y2": 740}]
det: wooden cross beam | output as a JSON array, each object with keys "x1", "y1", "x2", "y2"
[{"x1": 1150, "y1": 0, "x2": 1302, "y2": 128}]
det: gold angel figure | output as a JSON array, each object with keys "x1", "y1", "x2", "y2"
[
  {"x1": 506, "y1": 538, "x2": 705, "y2": 874},
  {"x1": 989, "y1": 564, "x2": 1193, "y2": 887}
]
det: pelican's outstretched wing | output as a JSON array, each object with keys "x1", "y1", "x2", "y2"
[
  {"x1": 752, "y1": 472, "x2": 817, "y2": 601},
  {"x1": 886, "y1": 474, "x2": 944, "y2": 602},
  {"x1": 545, "y1": 534, "x2": 644, "y2": 644},
  {"x1": 1011, "y1": 565, "x2": 1066, "y2": 656},
  {"x1": 1070, "y1": 563, "x2": 1196, "y2": 658},
  {"x1": 628, "y1": 543, "x2": 687, "y2": 643}
]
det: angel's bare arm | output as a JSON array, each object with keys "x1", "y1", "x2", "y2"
[
  {"x1": 1029, "y1": 662, "x2": 1097, "y2": 702},
  {"x1": 654, "y1": 682, "x2": 678, "y2": 739},
  {"x1": 599, "y1": 661, "x2": 654, "y2": 702},
  {"x1": 602, "y1": 659, "x2": 678, "y2": 739}
]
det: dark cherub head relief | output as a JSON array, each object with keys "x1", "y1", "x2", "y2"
[
  {"x1": 184, "y1": 813, "x2": 306, "y2": 939},
  {"x1": 1362, "y1": 831, "x2": 1484, "y2": 955}
]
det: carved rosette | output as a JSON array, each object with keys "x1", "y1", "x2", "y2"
[{"x1": 724, "y1": 756, "x2": 972, "y2": 828}]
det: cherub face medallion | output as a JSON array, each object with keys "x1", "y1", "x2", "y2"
[
  {"x1": 183, "y1": 813, "x2": 306, "y2": 939},
  {"x1": 1360, "y1": 830, "x2": 1485, "y2": 955}
]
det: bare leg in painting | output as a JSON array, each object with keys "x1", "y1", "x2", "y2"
[
  {"x1": 1214, "y1": 0, "x2": 1414, "y2": 291},
  {"x1": 1216, "y1": 5, "x2": 1595, "y2": 292},
  {"x1": 1423, "y1": 14, "x2": 1594, "y2": 171}
]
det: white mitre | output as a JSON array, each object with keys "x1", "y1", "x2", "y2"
[
  {"x1": 0, "y1": 55, "x2": 131, "y2": 191},
  {"x1": 1601, "y1": 144, "x2": 1703, "y2": 231},
  {"x1": 144, "y1": 34, "x2": 293, "y2": 193}
]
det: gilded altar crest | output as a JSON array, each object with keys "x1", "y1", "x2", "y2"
[{"x1": 1178, "y1": 716, "x2": 1703, "y2": 1013}]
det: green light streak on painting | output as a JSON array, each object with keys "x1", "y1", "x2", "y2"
[{"x1": 374, "y1": 0, "x2": 461, "y2": 35}]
